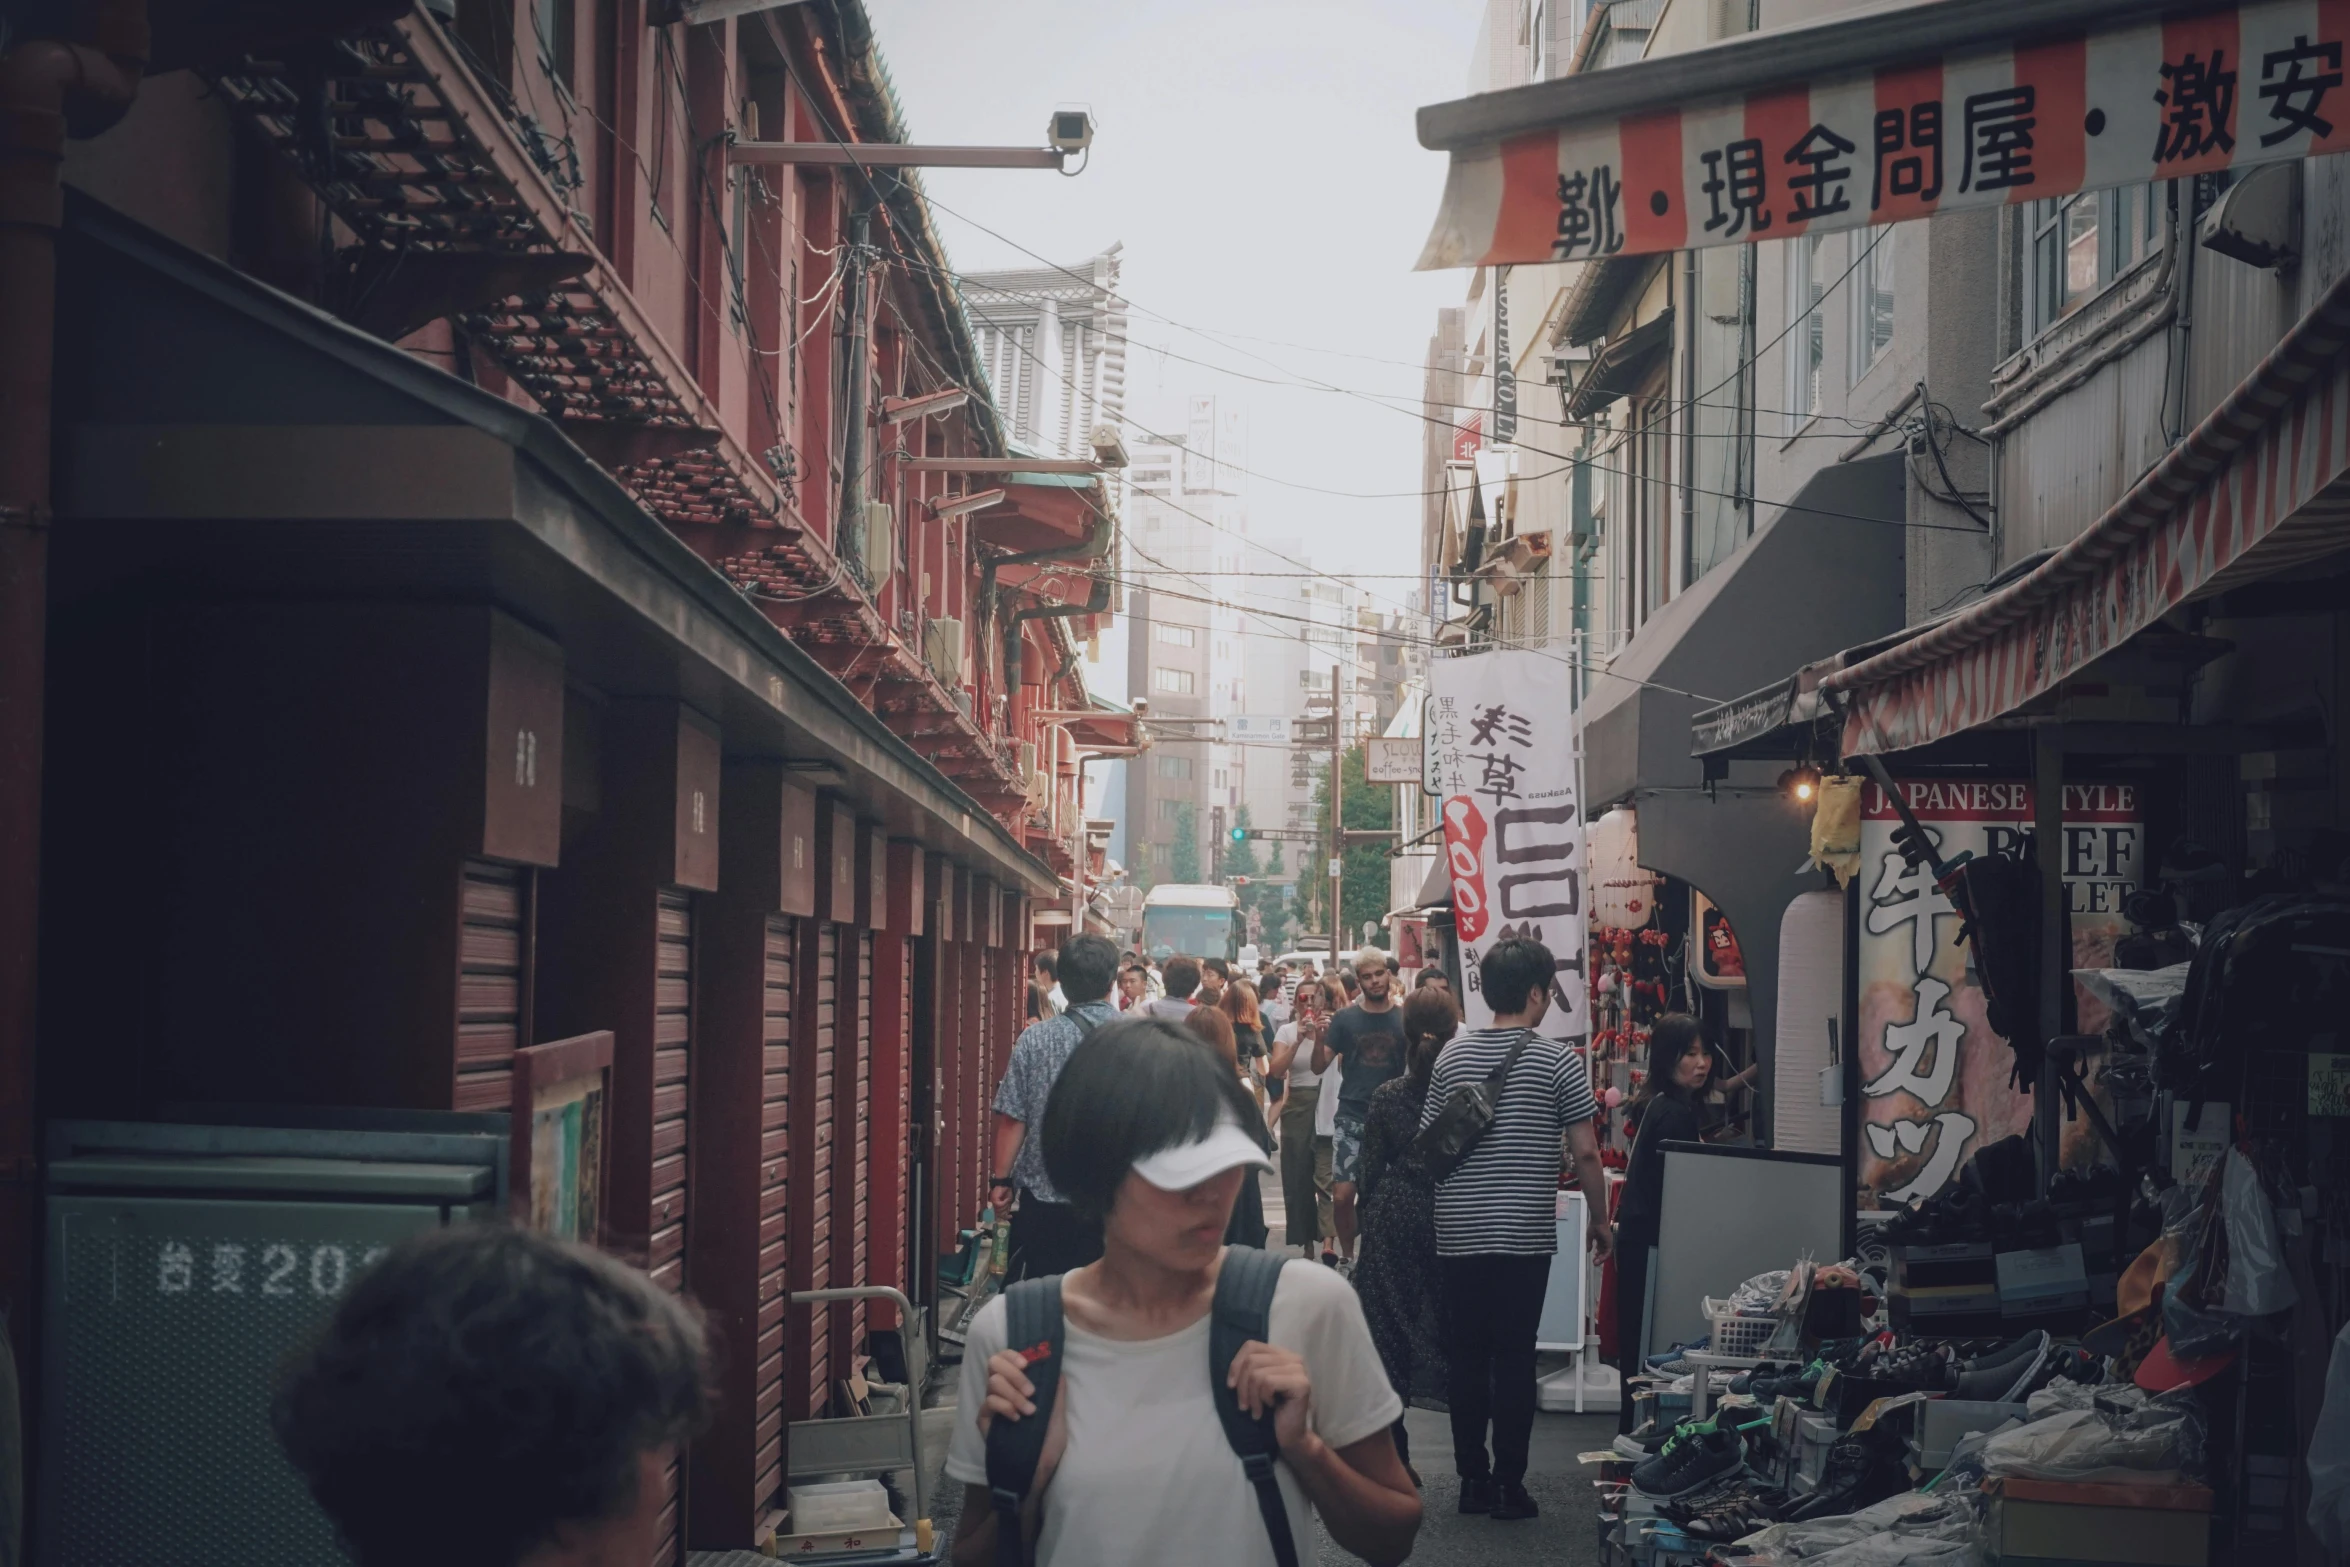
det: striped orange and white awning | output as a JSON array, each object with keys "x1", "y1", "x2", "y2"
[
  {"x1": 1822, "y1": 266, "x2": 2350, "y2": 757},
  {"x1": 1418, "y1": 0, "x2": 2350, "y2": 269}
]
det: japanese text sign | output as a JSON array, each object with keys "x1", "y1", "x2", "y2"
[
  {"x1": 1420, "y1": 2, "x2": 2350, "y2": 268},
  {"x1": 1427, "y1": 650, "x2": 1587, "y2": 1040},
  {"x1": 1858, "y1": 779, "x2": 2139, "y2": 1206}
]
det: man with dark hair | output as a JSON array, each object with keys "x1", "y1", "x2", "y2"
[
  {"x1": 1416, "y1": 969, "x2": 1451, "y2": 994},
  {"x1": 1140, "y1": 954, "x2": 1201, "y2": 1020},
  {"x1": 1311, "y1": 947, "x2": 1404, "y2": 1267},
  {"x1": 990, "y1": 932, "x2": 1121, "y2": 1279},
  {"x1": 1029, "y1": 950, "x2": 1062, "y2": 1020},
  {"x1": 1418, "y1": 936, "x2": 1612, "y2": 1522},
  {"x1": 1198, "y1": 956, "x2": 1231, "y2": 1009},
  {"x1": 273, "y1": 1225, "x2": 710, "y2": 1567}
]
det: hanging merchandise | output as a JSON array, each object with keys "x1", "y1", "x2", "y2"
[
  {"x1": 1691, "y1": 891, "x2": 1746, "y2": 988},
  {"x1": 1809, "y1": 774, "x2": 1863, "y2": 887},
  {"x1": 1590, "y1": 806, "x2": 1659, "y2": 931}
]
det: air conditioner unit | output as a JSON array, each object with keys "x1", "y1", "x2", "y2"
[
  {"x1": 860, "y1": 499, "x2": 895, "y2": 586},
  {"x1": 925, "y1": 616, "x2": 965, "y2": 689}
]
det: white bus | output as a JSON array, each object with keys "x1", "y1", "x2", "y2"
[{"x1": 1140, "y1": 884, "x2": 1239, "y2": 962}]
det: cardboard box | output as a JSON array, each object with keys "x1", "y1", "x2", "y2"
[{"x1": 1985, "y1": 1477, "x2": 2214, "y2": 1567}]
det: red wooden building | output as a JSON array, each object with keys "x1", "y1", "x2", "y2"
[{"x1": 0, "y1": 0, "x2": 1138, "y2": 1556}]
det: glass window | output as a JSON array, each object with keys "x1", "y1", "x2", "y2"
[
  {"x1": 1152, "y1": 667, "x2": 1196, "y2": 694},
  {"x1": 2030, "y1": 183, "x2": 2161, "y2": 337},
  {"x1": 1783, "y1": 233, "x2": 1828, "y2": 433},
  {"x1": 1849, "y1": 230, "x2": 1894, "y2": 384},
  {"x1": 1156, "y1": 756, "x2": 1193, "y2": 780},
  {"x1": 1154, "y1": 624, "x2": 1197, "y2": 647}
]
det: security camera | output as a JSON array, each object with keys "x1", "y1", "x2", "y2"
[
  {"x1": 1048, "y1": 108, "x2": 1095, "y2": 153},
  {"x1": 1089, "y1": 421, "x2": 1129, "y2": 468}
]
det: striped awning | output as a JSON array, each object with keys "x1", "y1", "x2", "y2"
[{"x1": 1824, "y1": 266, "x2": 2350, "y2": 757}]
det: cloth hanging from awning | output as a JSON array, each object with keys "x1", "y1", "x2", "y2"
[
  {"x1": 1825, "y1": 264, "x2": 2350, "y2": 757},
  {"x1": 1415, "y1": 0, "x2": 2350, "y2": 270}
]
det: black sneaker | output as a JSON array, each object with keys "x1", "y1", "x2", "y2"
[
  {"x1": 1631, "y1": 1424, "x2": 1744, "y2": 1498},
  {"x1": 1458, "y1": 1476, "x2": 1495, "y2": 1514},
  {"x1": 1784, "y1": 1427, "x2": 1906, "y2": 1523},
  {"x1": 1492, "y1": 1482, "x2": 1539, "y2": 1520}
]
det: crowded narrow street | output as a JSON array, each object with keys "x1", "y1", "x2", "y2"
[{"x1": 6, "y1": 0, "x2": 2350, "y2": 1565}]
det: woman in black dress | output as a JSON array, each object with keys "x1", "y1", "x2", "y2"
[
  {"x1": 1352, "y1": 986, "x2": 1459, "y2": 1473},
  {"x1": 1613, "y1": 1013, "x2": 1714, "y2": 1432}
]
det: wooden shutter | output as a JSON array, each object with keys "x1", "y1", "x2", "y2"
[
  {"x1": 791, "y1": 921, "x2": 838, "y2": 1419},
  {"x1": 649, "y1": 892, "x2": 693, "y2": 1294},
  {"x1": 754, "y1": 915, "x2": 793, "y2": 1512},
  {"x1": 454, "y1": 863, "x2": 527, "y2": 1111}
]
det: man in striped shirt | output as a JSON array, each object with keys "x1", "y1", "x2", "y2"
[{"x1": 1419, "y1": 937, "x2": 1613, "y2": 1522}]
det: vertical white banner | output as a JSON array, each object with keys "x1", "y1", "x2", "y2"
[{"x1": 1427, "y1": 649, "x2": 1587, "y2": 1040}]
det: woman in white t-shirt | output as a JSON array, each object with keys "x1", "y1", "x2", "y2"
[{"x1": 946, "y1": 1017, "x2": 1421, "y2": 1566}]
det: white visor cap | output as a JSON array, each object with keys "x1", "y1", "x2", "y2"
[{"x1": 1129, "y1": 1113, "x2": 1275, "y2": 1192}]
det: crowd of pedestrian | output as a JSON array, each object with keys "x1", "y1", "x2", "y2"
[{"x1": 267, "y1": 931, "x2": 1634, "y2": 1567}]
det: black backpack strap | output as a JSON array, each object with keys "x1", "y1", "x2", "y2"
[
  {"x1": 983, "y1": 1276, "x2": 1066, "y2": 1567},
  {"x1": 1209, "y1": 1246, "x2": 1301, "y2": 1567}
]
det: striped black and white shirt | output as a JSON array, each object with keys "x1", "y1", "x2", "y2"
[{"x1": 1419, "y1": 1028, "x2": 1599, "y2": 1257}]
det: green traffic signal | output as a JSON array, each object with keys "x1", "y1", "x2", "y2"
[{"x1": 1229, "y1": 826, "x2": 1247, "y2": 842}]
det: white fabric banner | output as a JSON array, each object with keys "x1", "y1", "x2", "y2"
[{"x1": 1427, "y1": 649, "x2": 1587, "y2": 1041}]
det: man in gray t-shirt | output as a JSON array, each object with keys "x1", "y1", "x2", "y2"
[{"x1": 989, "y1": 934, "x2": 1121, "y2": 1280}]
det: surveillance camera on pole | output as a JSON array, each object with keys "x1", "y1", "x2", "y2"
[{"x1": 1048, "y1": 108, "x2": 1096, "y2": 153}]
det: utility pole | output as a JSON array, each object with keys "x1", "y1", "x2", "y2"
[{"x1": 1328, "y1": 664, "x2": 1342, "y2": 974}]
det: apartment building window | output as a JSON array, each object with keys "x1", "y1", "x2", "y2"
[
  {"x1": 1783, "y1": 232, "x2": 1829, "y2": 432},
  {"x1": 1849, "y1": 229, "x2": 1894, "y2": 384},
  {"x1": 1155, "y1": 624, "x2": 1197, "y2": 647},
  {"x1": 1160, "y1": 799, "x2": 1187, "y2": 821},
  {"x1": 1157, "y1": 756, "x2": 1194, "y2": 780},
  {"x1": 2028, "y1": 182, "x2": 2161, "y2": 338},
  {"x1": 1153, "y1": 667, "x2": 1196, "y2": 695}
]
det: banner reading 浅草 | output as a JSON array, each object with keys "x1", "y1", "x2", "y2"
[
  {"x1": 1420, "y1": 2, "x2": 2350, "y2": 269},
  {"x1": 1427, "y1": 650, "x2": 1586, "y2": 1040}
]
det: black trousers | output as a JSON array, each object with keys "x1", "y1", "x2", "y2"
[
  {"x1": 1614, "y1": 1231, "x2": 1654, "y2": 1433},
  {"x1": 1007, "y1": 1190, "x2": 1102, "y2": 1282},
  {"x1": 1439, "y1": 1252, "x2": 1552, "y2": 1485}
]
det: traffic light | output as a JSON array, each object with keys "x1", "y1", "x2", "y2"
[
  {"x1": 1229, "y1": 823, "x2": 1247, "y2": 843},
  {"x1": 1232, "y1": 875, "x2": 1251, "y2": 886},
  {"x1": 1294, "y1": 715, "x2": 1336, "y2": 746}
]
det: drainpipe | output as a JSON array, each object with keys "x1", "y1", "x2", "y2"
[
  {"x1": 0, "y1": 0, "x2": 147, "y2": 1389},
  {"x1": 836, "y1": 202, "x2": 875, "y2": 587},
  {"x1": 980, "y1": 510, "x2": 1114, "y2": 704}
]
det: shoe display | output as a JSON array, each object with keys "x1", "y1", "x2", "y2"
[
  {"x1": 1458, "y1": 1476, "x2": 1495, "y2": 1514},
  {"x1": 1491, "y1": 1482, "x2": 1539, "y2": 1521},
  {"x1": 1631, "y1": 1423, "x2": 1744, "y2": 1498}
]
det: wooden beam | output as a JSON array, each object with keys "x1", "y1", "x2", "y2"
[
  {"x1": 900, "y1": 457, "x2": 1103, "y2": 476},
  {"x1": 727, "y1": 142, "x2": 1064, "y2": 169}
]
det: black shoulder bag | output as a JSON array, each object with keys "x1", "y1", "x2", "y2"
[
  {"x1": 1410, "y1": 1027, "x2": 1535, "y2": 1181},
  {"x1": 983, "y1": 1246, "x2": 1298, "y2": 1567}
]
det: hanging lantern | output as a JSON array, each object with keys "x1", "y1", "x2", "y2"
[{"x1": 1589, "y1": 806, "x2": 1660, "y2": 930}]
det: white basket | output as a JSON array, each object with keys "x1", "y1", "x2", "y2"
[
  {"x1": 1701, "y1": 1297, "x2": 1782, "y2": 1361},
  {"x1": 787, "y1": 1479, "x2": 892, "y2": 1534}
]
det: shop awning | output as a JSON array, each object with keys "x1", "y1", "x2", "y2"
[
  {"x1": 1414, "y1": 0, "x2": 2350, "y2": 271},
  {"x1": 1566, "y1": 309, "x2": 1674, "y2": 420},
  {"x1": 1581, "y1": 456, "x2": 1907, "y2": 807},
  {"x1": 51, "y1": 189, "x2": 1058, "y2": 898},
  {"x1": 1825, "y1": 265, "x2": 2350, "y2": 757}
]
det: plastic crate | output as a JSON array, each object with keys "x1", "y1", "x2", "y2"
[{"x1": 1701, "y1": 1297, "x2": 1781, "y2": 1360}]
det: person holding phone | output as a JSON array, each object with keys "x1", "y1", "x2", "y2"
[{"x1": 1267, "y1": 976, "x2": 1342, "y2": 1261}]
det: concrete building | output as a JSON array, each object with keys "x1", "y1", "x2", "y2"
[
  {"x1": 961, "y1": 247, "x2": 1130, "y2": 460},
  {"x1": 1123, "y1": 397, "x2": 1249, "y2": 882}
]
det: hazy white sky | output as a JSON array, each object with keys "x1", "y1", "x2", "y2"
[{"x1": 863, "y1": 0, "x2": 1487, "y2": 596}]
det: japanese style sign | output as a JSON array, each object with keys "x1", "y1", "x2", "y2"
[
  {"x1": 1420, "y1": 1, "x2": 2350, "y2": 268},
  {"x1": 1428, "y1": 649, "x2": 1587, "y2": 1040},
  {"x1": 1858, "y1": 780, "x2": 2139, "y2": 1206}
]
